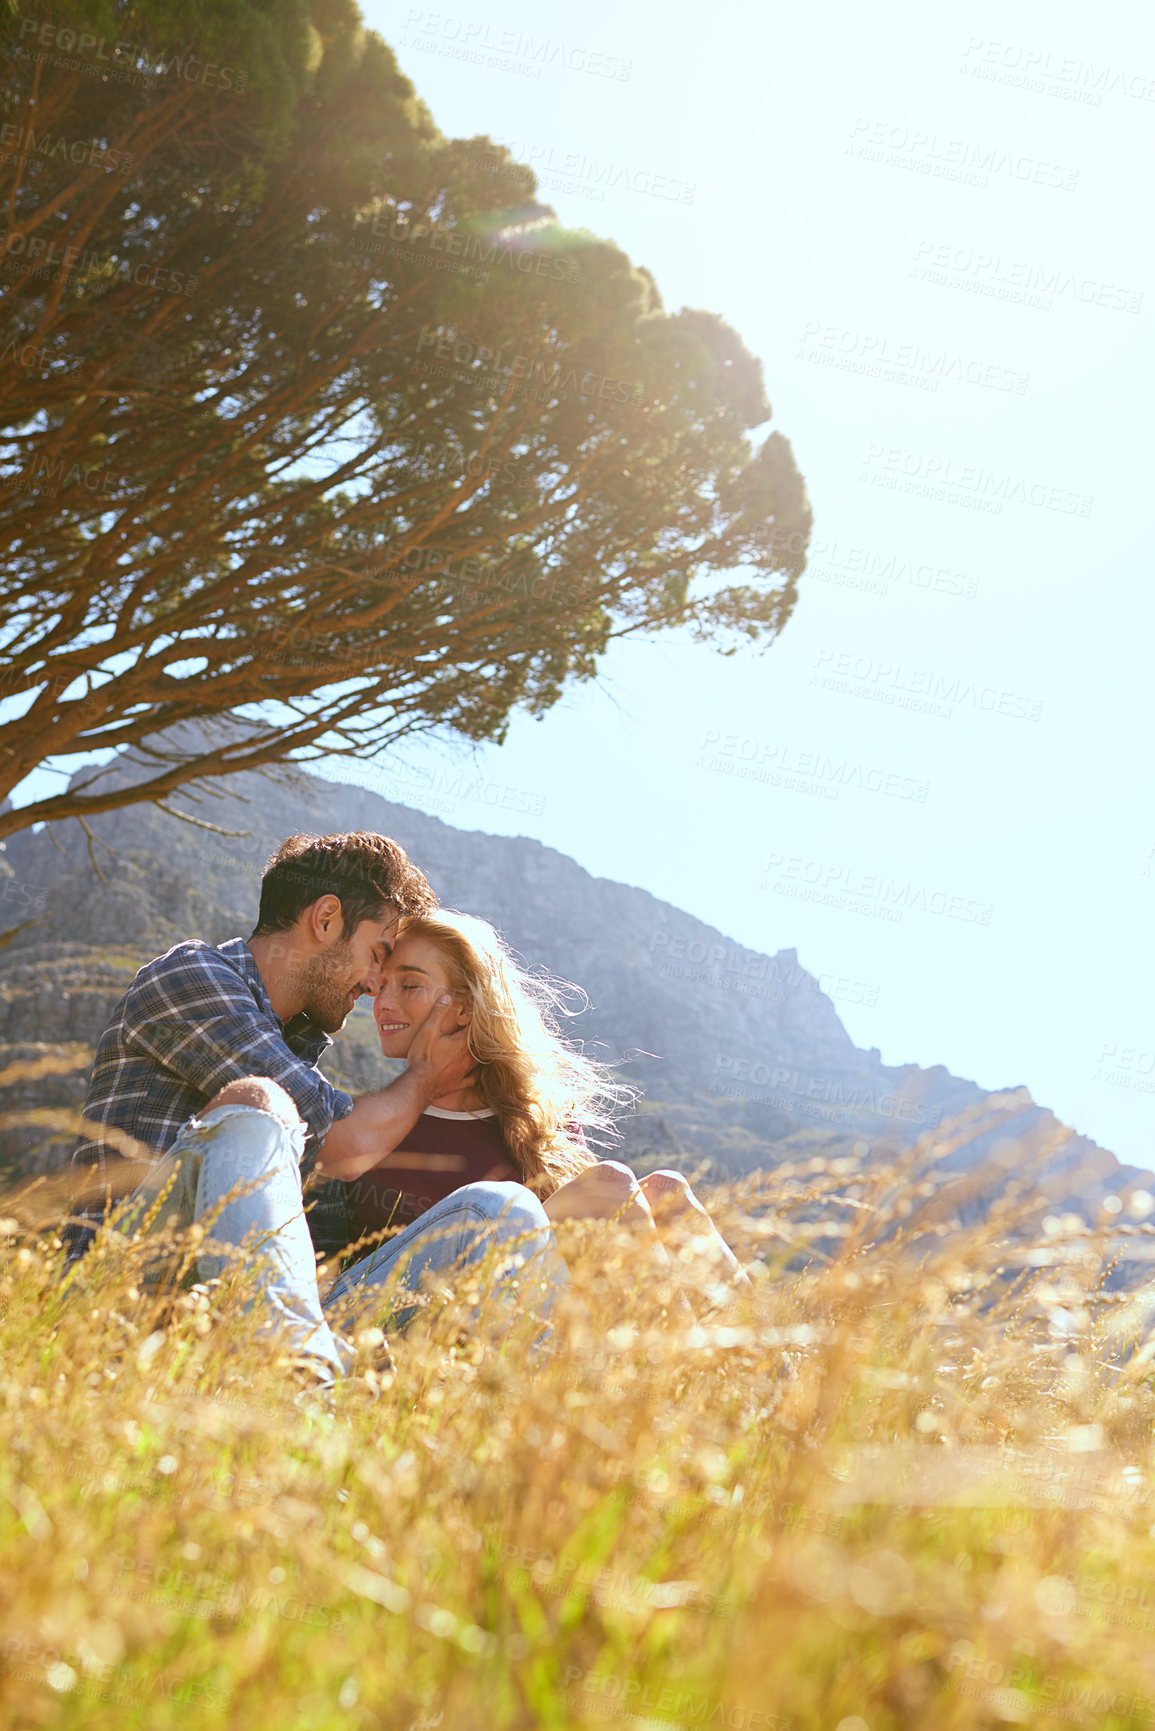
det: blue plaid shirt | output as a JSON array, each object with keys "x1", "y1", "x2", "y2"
[{"x1": 67, "y1": 937, "x2": 354, "y2": 1260}]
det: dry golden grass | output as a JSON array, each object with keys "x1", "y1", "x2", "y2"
[{"x1": 2, "y1": 1111, "x2": 1155, "y2": 1731}]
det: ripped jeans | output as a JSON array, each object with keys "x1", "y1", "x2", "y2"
[{"x1": 116, "y1": 1103, "x2": 568, "y2": 1381}]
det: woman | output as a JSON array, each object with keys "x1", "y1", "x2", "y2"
[{"x1": 326, "y1": 910, "x2": 747, "y2": 1331}]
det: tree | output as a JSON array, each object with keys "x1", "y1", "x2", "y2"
[{"x1": 0, "y1": 0, "x2": 811, "y2": 843}]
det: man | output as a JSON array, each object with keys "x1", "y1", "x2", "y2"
[{"x1": 66, "y1": 831, "x2": 561, "y2": 1382}]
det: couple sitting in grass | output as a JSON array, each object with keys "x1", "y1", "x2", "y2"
[{"x1": 67, "y1": 831, "x2": 745, "y2": 1385}]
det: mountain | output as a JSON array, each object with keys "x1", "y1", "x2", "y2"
[{"x1": 0, "y1": 743, "x2": 1147, "y2": 1223}]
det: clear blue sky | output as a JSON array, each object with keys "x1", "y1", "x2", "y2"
[{"x1": 345, "y1": 0, "x2": 1155, "y2": 1164}]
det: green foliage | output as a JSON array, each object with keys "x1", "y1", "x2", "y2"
[{"x1": 0, "y1": 0, "x2": 810, "y2": 837}]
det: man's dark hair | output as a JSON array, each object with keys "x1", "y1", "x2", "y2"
[{"x1": 251, "y1": 832, "x2": 436, "y2": 937}]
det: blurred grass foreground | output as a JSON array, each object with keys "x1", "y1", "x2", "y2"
[{"x1": 4, "y1": 1102, "x2": 1155, "y2": 1731}]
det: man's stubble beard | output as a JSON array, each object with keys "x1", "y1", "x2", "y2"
[{"x1": 302, "y1": 939, "x2": 360, "y2": 1033}]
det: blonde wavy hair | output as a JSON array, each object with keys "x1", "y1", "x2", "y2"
[{"x1": 398, "y1": 910, "x2": 631, "y2": 1195}]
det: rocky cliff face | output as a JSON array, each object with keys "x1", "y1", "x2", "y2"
[{"x1": 0, "y1": 746, "x2": 1144, "y2": 1215}]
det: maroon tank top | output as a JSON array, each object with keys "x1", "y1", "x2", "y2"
[{"x1": 347, "y1": 1107, "x2": 522, "y2": 1239}]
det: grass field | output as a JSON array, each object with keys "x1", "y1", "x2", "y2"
[{"x1": 3, "y1": 1110, "x2": 1155, "y2": 1731}]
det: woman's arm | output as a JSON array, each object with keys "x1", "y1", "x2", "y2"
[{"x1": 317, "y1": 999, "x2": 475, "y2": 1181}]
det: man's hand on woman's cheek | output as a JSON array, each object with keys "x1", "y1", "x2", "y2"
[{"x1": 407, "y1": 996, "x2": 476, "y2": 1098}]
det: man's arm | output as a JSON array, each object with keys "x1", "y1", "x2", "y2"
[
  {"x1": 125, "y1": 945, "x2": 354, "y2": 1143},
  {"x1": 316, "y1": 995, "x2": 476, "y2": 1180}
]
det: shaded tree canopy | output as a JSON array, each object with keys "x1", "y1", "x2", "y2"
[{"x1": 0, "y1": 0, "x2": 811, "y2": 841}]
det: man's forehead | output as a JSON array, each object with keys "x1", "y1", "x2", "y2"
[
  {"x1": 375, "y1": 909, "x2": 401, "y2": 948},
  {"x1": 350, "y1": 908, "x2": 399, "y2": 947}
]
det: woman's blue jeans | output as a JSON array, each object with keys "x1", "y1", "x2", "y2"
[{"x1": 120, "y1": 1103, "x2": 568, "y2": 1381}]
